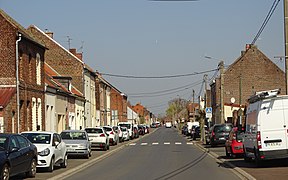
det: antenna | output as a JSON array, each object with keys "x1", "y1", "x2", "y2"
[
  {"x1": 67, "y1": 36, "x2": 72, "y2": 49},
  {"x1": 78, "y1": 41, "x2": 84, "y2": 53}
]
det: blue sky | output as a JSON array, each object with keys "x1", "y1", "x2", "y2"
[{"x1": 1, "y1": 0, "x2": 285, "y2": 115}]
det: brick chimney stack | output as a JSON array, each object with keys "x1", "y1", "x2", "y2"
[{"x1": 69, "y1": 48, "x2": 77, "y2": 55}]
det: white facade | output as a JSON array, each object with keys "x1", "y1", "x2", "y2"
[
  {"x1": 84, "y1": 68, "x2": 96, "y2": 128},
  {"x1": 75, "y1": 99, "x2": 85, "y2": 130},
  {"x1": 127, "y1": 106, "x2": 139, "y2": 125},
  {"x1": 45, "y1": 92, "x2": 56, "y2": 132}
]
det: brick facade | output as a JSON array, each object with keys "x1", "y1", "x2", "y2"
[
  {"x1": 211, "y1": 45, "x2": 286, "y2": 124},
  {"x1": 27, "y1": 25, "x2": 84, "y2": 94},
  {"x1": 110, "y1": 88, "x2": 127, "y2": 122},
  {"x1": 0, "y1": 10, "x2": 46, "y2": 132}
]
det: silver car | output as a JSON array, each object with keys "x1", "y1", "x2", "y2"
[{"x1": 60, "y1": 130, "x2": 91, "y2": 159}]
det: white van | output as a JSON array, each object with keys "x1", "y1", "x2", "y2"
[
  {"x1": 243, "y1": 89, "x2": 288, "y2": 165},
  {"x1": 118, "y1": 122, "x2": 133, "y2": 140}
]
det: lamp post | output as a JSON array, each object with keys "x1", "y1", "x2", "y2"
[{"x1": 284, "y1": 0, "x2": 288, "y2": 94}]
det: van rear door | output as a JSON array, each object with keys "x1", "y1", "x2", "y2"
[{"x1": 259, "y1": 98, "x2": 287, "y2": 152}]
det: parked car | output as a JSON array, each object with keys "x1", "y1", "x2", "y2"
[
  {"x1": 118, "y1": 122, "x2": 134, "y2": 139},
  {"x1": 138, "y1": 125, "x2": 145, "y2": 135},
  {"x1": 133, "y1": 125, "x2": 139, "y2": 138},
  {"x1": 182, "y1": 124, "x2": 188, "y2": 136},
  {"x1": 113, "y1": 126, "x2": 123, "y2": 142},
  {"x1": 0, "y1": 133, "x2": 38, "y2": 180},
  {"x1": 243, "y1": 89, "x2": 288, "y2": 165},
  {"x1": 145, "y1": 125, "x2": 150, "y2": 133},
  {"x1": 103, "y1": 126, "x2": 118, "y2": 145},
  {"x1": 121, "y1": 127, "x2": 129, "y2": 141},
  {"x1": 85, "y1": 127, "x2": 109, "y2": 151},
  {"x1": 60, "y1": 130, "x2": 91, "y2": 158},
  {"x1": 225, "y1": 127, "x2": 244, "y2": 157},
  {"x1": 151, "y1": 122, "x2": 157, "y2": 128},
  {"x1": 207, "y1": 123, "x2": 233, "y2": 147},
  {"x1": 191, "y1": 125, "x2": 208, "y2": 140},
  {"x1": 21, "y1": 131, "x2": 67, "y2": 172}
]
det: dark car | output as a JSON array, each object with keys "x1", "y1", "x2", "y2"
[
  {"x1": 0, "y1": 133, "x2": 38, "y2": 180},
  {"x1": 208, "y1": 123, "x2": 233, "y2": 147},
  {"x1": 191, "y1": 126, "x2": 208, "y2": 140},
  {"x1": 182, "y1": 125, "x2": 188, "y2": 136},
  {"x1": 138, "y1": 125, "x2": 145, "y2": 135}
]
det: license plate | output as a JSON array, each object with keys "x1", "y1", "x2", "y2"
[
  {"x1": 219, "y1": 137, "x2": 226, "y2": 140},
  {"x1": 68, "y1": 148, "x2": 75, "y2": 151},
  {"x1": 266, "y1": 142, "x2": 281, "y2": 147}
]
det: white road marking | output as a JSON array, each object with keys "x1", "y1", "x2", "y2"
[
  {"x1": 175, "y1": 142, "x2": 182, "y2": 145},
  {"x1": 164, "y1": 142, "x2": 170, "y2": 145},
  {"x1": 129, "y1": 143, "x2": 136, "y2": 146},
  {"x1": 152, "y1": 142, "x2": 159, "y2": 145},
  {"x1": 141, "y1": 143, "x2": 148, "y2": 146},
  {"x1": 187, "y1": 142, "x2": 193, "y2": 145}
]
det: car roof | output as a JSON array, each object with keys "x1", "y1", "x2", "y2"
[
  {"x1": 21, "y1": 131, "x2": 55, "y2": 135},
  {"x1": 61, "y1": 130, "x2": 86, "y2": 133}
]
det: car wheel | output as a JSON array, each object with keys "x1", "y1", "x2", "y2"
[
  {"x1": 243, "y1": 147, "x2": 252, "y2": 162},
  {"x1": 89, "y1": 149, "x2": 92, "y2": 157},
  {"x1": 60, "y1": 154, "x2": 68, "y2": 168},
  {"x1": 26, "y1": 158, "x2": 37, "y2": 178},
  {"x1": 1, "y1": 163, "x2": 10, "y2": 180},
  {"x1": 48, "y1": 157, "x2": 54, "y2": 172},
  {"x1": 103, "y1": 144, "x2": 107, "y2": 151}
]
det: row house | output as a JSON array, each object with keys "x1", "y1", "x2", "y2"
[
  {"x1": 110, "y1": 87, "x2": 127, "y2": 126},
  {"x1": 27, "y1": 25, "x2": 86, "y2": 131},
  {"x1": 0, "y1": 9, "x2": 46, "y2": 133},
  {"x1": 44, "y1": 63, "x2": 85, "y2": 132},
  {"x1": 96, "y1": 73, "x2": 111, "y2": 126},
  {"x1": 84, "y1": 64, "x2": 97, "y2": 127},
  {"x1": 210, "y1": 44, "x2": 286, "y2": 125},
  {"x1": 127, "y1": 103, "x2": 140, "y2": 125},
  {"x1": 132, "y1": 103, "x2": 151, "y2": 125}
]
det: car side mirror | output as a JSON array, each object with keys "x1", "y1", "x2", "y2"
[
  {"x1": 10, "y1": 147, "x2": 19, "y2": 153},
  {"x1": 54, "y1": 141, "x2": 60, "y2": 147}
]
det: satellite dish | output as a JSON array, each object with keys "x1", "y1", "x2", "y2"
[{"x1": 231, "y1": 97, "x2": 235, "y2": 104}]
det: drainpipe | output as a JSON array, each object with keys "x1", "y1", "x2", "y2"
[{"x1": 16, "y1": 33, "x2": 21, "y2": 133}]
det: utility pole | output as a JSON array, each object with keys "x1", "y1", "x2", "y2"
[
  {"x1": 192, "y1": 89, "x2": 195, "y2": 122},
  {"x1": 284, "y1": 0, "x2": 288, "y2": 95},
  {"x1": 219, "y1": 61, "x2": 225, "y2": 124},
  {"x1": 201, "y1": 74, "x2": 208, "y2": 143}
]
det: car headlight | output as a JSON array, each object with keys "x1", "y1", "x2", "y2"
[{"x1": 39, "y1": 148, "x2": 50, "y2": 156}]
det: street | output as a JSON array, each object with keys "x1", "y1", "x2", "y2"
[{"x1": 64, "y1": 127, "x2": 240, "y2": 180}]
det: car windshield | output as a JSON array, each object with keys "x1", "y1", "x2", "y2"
[
  {"x1": 85, "y1": 128, "x2": 103, "y2": 134},
  {"x1": 214, "y1": 125, "x2": 232, "y2": 133},
  {"x1": 121, "y1": 127, "x2": 127, "y2": 131},
  {"x1": 236, "y1": 132, "x2": 244, "y2": 141},
  {"x1": 103, "y1": 127, "x2": 112, "y2": 131},
  {"x1": 119, "y1": 124, "x2": 131, "y2": 129},
  {"x1": 22, "y1": 133, "x2": 51, "y2": 144},
  {"x1": 61, "y1": 132, "x2": 87, "y2": 140},
  {"x1": 0, "y1": 136, "x2": 8, "y2": 150}
]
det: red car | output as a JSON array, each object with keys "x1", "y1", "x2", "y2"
[{"x1": 225, "y1": 127, "x2": 244, "y2": 157}]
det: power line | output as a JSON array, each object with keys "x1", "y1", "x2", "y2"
[
  {"x1": 100, "y1": 68, "x2": 218, "y2": 79},
  {"x1": 251, "y1": 0, "x2": 280, "y2": 45},
  {"x1": 129, "y1": 81, "x2": 203, "y2": 98},
  {"x1": 128, "y1": 79, "x2": 203, "y2": 95}
]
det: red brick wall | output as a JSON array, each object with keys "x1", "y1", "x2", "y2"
[
  {"x1": 0, "y1": 13, "x2": 45, "y2": 133},
  {"x1": 110, "y1": 88, "x2": 127, "y2": 122},
  {"x1": 28, "y1": 26, "x2": 84, "y2": 94}
]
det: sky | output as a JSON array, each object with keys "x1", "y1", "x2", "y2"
[{"x1": 0, "y1": 0, "x2": 285, "y2": 116}]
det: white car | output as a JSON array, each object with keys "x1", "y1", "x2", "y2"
[
  {"x1": 103, "y1": 126, "x2": 118, "y2": 145},
  {"x1": 113, "y1": 126, "x2": 123, "y2": 142},
  {"x1": 85, "y1": 127, "x2": 109, "y2": 151},
  {"x1": 21, "y1": 131, "x2": 67, "y2": 172},
  {"x1": 121, "y1": 127, "x2": 129, "y2": 141}
]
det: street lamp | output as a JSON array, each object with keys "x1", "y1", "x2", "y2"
[{"x1": 16, "y1": 33, "x2": 21, "y2": 133}]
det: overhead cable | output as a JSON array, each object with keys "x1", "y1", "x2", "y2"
[
  {"x1": 251, "y1": 0, "x2": 280, "y2": 45},
  {"x1": 100, "y1": 68, "x2": 218, "y2": 79}
]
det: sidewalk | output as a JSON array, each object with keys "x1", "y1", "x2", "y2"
[{"x1": 193, "y1": 140, "x2": 256, "y2": 180}]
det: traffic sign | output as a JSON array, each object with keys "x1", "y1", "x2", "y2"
[{"x1": 205, "y1": 107, "x2": 212, "y2": 118}]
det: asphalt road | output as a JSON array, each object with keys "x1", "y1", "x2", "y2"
[{"x1": 65, "y1": 127, "x2": 241, "y2": 180}]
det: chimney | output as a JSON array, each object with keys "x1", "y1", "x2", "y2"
[
  {"x1": 76, "y1": 53, "x2": 83, "y2": 61},
  {"x1": 69, "y1": 48, "x2": 77, "y2": 56},
  {"x1": 245, "y1": 44, "x2": 251, "y2": 51},
  {"x1": 45, "y1": 32, "x2": 54, "y2": 39}
]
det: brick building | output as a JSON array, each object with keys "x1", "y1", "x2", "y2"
[
  {"x1": 27, "y1": 25, "x2": 86, "y2": 131},
  {"x1": 210, "y1": 45, "x2": 286, "y2": 125},
  {"x1": 0, "y1": 10, "x2": 46, "y2": 133},
  {"x1": 110, "y1": 88, "x2": 127, "y2": 125}
]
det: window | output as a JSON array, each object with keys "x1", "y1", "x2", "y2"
[
  {"x1": 36, "y1": 53, "x2": 41, "y2": 85},
  {"x1": 16, "y1": 135, "x2": 29, "y2": 149},
  {"x1": 32, "y1": 98, "x2": 36, "y2": 131}
]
